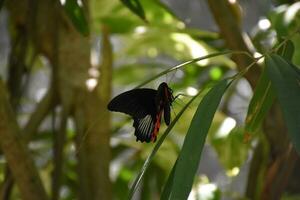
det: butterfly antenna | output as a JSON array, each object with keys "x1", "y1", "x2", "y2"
[
  {"x1": 173, "y1": 93, "x2": 194, "y2": 110},
  {"x1": 168, "y1": 69, "x2": 178, "y2": 85}
]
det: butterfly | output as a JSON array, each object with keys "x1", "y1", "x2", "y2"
[{"x1": 107, "y1": 82, "x2": 174, "y2": 143}]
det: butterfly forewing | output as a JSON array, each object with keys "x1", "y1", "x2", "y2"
[{"x1": 108, "y1": 89, "x2": 157, "y2": 118}]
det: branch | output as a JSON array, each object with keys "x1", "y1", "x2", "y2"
[
  {"x1": 206, "y1": 0, "x2": 260, "y2": 88},
  {"x1": 51, "y1": 107, "x2": 68, "y2": 200},
  {"x1": 98, "y1": 25, "x2": 113, "y2": 100},
  {"x1": 0, "y1": 79, "x2": 48, "y2": 200},
  {"x1": 74, "y1": 25, "x2": 113, "y2": 200},
  {"x1": 23, "y1": 86, "x2": 56, "y2": 142},
  {"x1": 1, "y1": 84, "x2": 57, "y2": 199},
  {"x1": 245, "y1": 139, "x2": 269, "y2": 199},
  {"x1": 261, "y1": 144, "x2": 298, "y2": 199}
]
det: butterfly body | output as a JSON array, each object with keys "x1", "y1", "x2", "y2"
[{"x1": 108, "y1": 82, "x2": 174, "y2": 143}]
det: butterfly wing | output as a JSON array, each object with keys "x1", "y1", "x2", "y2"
[
  {"x1": 108, "y1": 88, "x2": 160, "y2": 142},
  {"x1": 108, "y1": 83, "x2": 174, "y2": 143},
  {"x1": 133, "y1": 110, "x2": 163, "y2": 142},
  {"x1": 108, "y1": 88, "x2": 157, "y2": 118}
]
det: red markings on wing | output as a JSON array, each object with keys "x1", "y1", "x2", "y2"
[{"x1": 151, "y1": 111, "x2": 163, "y2": 142}]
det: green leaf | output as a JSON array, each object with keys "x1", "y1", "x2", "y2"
[
  {"x1": 277, "y1": 40, "x2": 295, "y2": 61},
  {"x1": 245, "y1": 40, "x2": 294, "y2": 135},
  {"x1": 120, "y1": 0, "x2": 147, "y2": 22},
  {"x1": 265, "y1": 54, "x2": 300, "y2": 154},
  {"x1": 128, "y1": 87, "x2": 202, "y2": 199},
  {"x1": 168, "y1": 79, "x2": 232, "y2": 200},
  {"x1": 161, "y1": 159, "x2": 177, "y2": 200},
  {"x1": 245, "y1": 67, "x2": 275, "y2": 134},
  {"x1": 63, "y1": 0, "x2": 89, "y2": 36},
  {"x1": 101, "y1": 16, "x2": 139, "y2": 33}
]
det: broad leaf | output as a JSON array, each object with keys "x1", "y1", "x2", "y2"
[{"x1": 265, "y1": 54, "x2": 300, "y2": 154}]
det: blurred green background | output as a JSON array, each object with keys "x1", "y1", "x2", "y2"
[{"x1": 0, "y1": 0, "x2": 300, "y2": 199}]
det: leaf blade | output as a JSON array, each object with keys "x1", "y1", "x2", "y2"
[
  {"x1": 169, "y1": 79, "x2": 231, "y2": 199},
  {"x1": 265, "y1": 54, "x2": 300, "y2": 154},
  {"x1": 245, "y1": 67, "x2": 275, "y2": 134},
  {"x1": 160, "y1": 159, "x2": 177, "y2": 200}
]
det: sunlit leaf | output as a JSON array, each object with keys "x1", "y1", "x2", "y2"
[
  {"x1": 139, "y1": 0, "x2": 179, "y2": 26},
  {"x1": 265, "y1": 54, "x2": 300, "y2": 154},
  {"x1": 268, "y1": 3, "x2": 300, "y2": 65},
  {"x1": 167, "y1": 79, "x2": 232, "y2": 199},
  {"x1": 122, "y1": 30, "x2": 234, "y2": 69},
  {"x1": 101, "y1": 16, "x2": 139, "y2": 33}
]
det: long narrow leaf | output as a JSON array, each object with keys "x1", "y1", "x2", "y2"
[
  {"x1": 135, "y1": 51, "x2": 249, "y2": 88},
  {"x1": 277, "y1": 39, "x2": 295, "y2": 61},
  {"x1": 128, "y1": 88, "x2": 203, "y2": 199},
  {"x1": 160, "y1": 159, "x2": 177, "y2": 200},
  {"x1": 265, "y1": 54, "x2": 300, "y2": 154},
  {"x1": 168, "y1": 79, "x2": 232, "y2": 200},
  {"x1": 245, "y1": 67, "x2": 275, "y2": 134}
]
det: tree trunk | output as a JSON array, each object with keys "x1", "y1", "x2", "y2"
[
  {"x1": 206, "y1": 0, "x2": 260, "y2": 88},
  {"x1": 4, "y1": 0, "x2": 112, "y2": 199},
  {"x1": 0, "y1": 80, "x2": 48, "y2": 200},
  {"x1": 56, "y1": 6, "x2": 112, "y2": 200}
]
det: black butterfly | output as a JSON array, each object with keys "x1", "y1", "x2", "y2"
[{"x1": 107, "y1": 82, "x2": 174, "y2": 143}]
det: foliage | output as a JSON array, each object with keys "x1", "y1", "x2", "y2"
[
  {"x1": 265, "y1": 54, "x2": 300, "y2": 153},
  {"x1": 62, "y1": 0, "x2": 89, "y2": 36},
  {"x1": 1, "y1": 0, "x2": 300, "y2": 200}
]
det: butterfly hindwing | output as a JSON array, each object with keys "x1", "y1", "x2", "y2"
[
  {"x1": 133, "y1": 115, "x2": 155, "y2": 142},
  {"x1": 133, "y1": 111, "x2": 163, "y2": 142}
]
